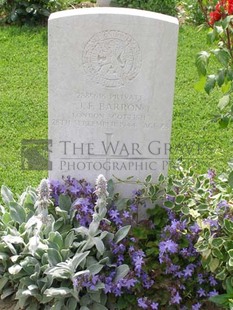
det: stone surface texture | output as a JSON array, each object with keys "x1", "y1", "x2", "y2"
[{"x1": 48, "y1": 8, "x2": 179, "y2": 196}]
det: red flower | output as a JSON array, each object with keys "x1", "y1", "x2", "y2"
[
  {"x1": 209, "y1": 9, "x2": 222, "y2": 25},
  {"x1": 209, "y1": 0, "x2": 233, "y2": 25}
]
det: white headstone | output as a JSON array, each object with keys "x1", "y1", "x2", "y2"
[{"x1": 48, "y1": 8, "x2": 179, "y2": 196}]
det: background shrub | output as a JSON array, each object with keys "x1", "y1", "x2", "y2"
[
  {"x1": 113, "y1": 0, "x2": 178, "y2": 16},
  {"x1": 1, "y1": 0, "x2": 67, "y2": 25}
]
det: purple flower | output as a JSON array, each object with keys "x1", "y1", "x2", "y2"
[
  {"x1": 183, "y1": 264, "x2": 195, "y2": 278},
  {"x1": 166, "y1": 194, "x2": 175, "y2": 202},
  {"x1": 209, "y1": 289, "x2": 218, "y2": 297},
  {"x1": 138, "y1": 297, "x2": 148, "y2": 309},
  {"x1": 151, "y1": 302, "x2": 159, "y2": 310},
  {"x1": 159, "y1": 239, "x2": 178, "y2": 254},
  {"x1": 197, "y1": 288, "x2": 206, "y2": 297},
  {"x1": 170, "y1": 291, "x2": 182, "y2": 304},
  {"x1": 190, "y1": 222, "x2": 200, "y2": 233},
  {"x1": 207, "y1": 169, "x2": 216, "y2": 179},
  {"x1": 109, "y1": 209, "x2": 120, "y2": 220},
  {"x1": 197, "y1": 273, "x2": 205, "y2": 284},
  {"x1": 192, "y1": 302, "x2": 202, "y2": 310},
  {"x1": 123, "y1": 278, "x2": 137, "y2": 289},
  {"x1": 123, "y1": 210, "x2": 131, "y2": 219},
  {"x1": 209, "y1": 275, "x2": 218, "y2": 286}
]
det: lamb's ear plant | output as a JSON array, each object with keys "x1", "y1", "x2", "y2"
[
  {"x1": 0, "y1": 175, "x2": 131, "y2": 310},
  {"x1": 45, "y1": 174, "x2": 131, "y2": 310}
]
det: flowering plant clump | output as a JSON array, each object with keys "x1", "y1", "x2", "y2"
[
  {"x1": 1, "y1": 167, "x2": 233, "y2": 309},
  {"x1": 196, "y1": 0, "x2": 233, "y2": 126}
]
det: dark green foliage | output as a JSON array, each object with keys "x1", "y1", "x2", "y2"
[
  {"x1": 113, "y1": 0, "x2": 178, "y2": 16},
  {"x1": 1, "y1": 0, "x2": 66, "y2": 25}
]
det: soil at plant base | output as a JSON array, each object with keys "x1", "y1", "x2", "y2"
[{"x1": 0, "y1": 299, "x2": 17, "y2": 310}]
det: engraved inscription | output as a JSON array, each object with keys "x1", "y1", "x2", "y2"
[{"x1": 82, "y1": 30, "x2": 142, "y2": 88}]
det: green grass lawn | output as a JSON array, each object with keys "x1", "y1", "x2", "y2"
[{"x1": 0, "y1": 24, "x2": 232, "y2": 194}]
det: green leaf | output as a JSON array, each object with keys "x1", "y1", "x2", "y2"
[
  {"x1": 228, "y1": 249, "x2": 233, "y2": 258},
  {"x1": 218, "y1": 95, "x2": 230, "y2": 111},
  {"x1": 181, "y1": 206, "x2": 189, "y2": 215},
  {"x1": 212, "y1": 48, "x2": 230, "y2": 66},
  {"x1": 212, "y1": 238, "x2": 224, "y2": 248},
  {"x1": 194, "y1": 76, "x2": 206, "y2": 92},
  {"x1": 195, "y1": 51, "x2": 210, "y2": 76},
  {"x1": 216, "y1": 69, "x2": 225, "y2": 87},
  {"x1": 47, "y1": 248, "x2": 62, "y2": 266},
  {"x1": 9, "y1": 202, "x2": 26, "y2": 224},
  {"x1": 209, "y1": 293, "x2": 230, "y2": 306},
  {"x1": 107, "y1": 179, "x2": 114, "y2": 198},
  {"x1": 229, "y1": 171, "x2": 233, "y2": 188},
  {"x1": 114, "y1": 225, "x2": 131, "y2": 244},
  {"x1": 205, "y1": 75, "x2": 216, "y2": 94},
  {"x1": 224, "y1": 219, "x2": 233, "y2": 233},
  {"x1": 114, "y1": 264, "x2": 129, "y2": 283},
  {"x1": 58, "y1": 195, "x2": 71, "y2": 212},
  {"x1": 164, "y1": 200, "x2": 174, "y2": 209},
  {"x1": 216, "y1": 268, "x2": 227, "y2": 280},
  {"x1": 44, "y1": 287, "x2": 72, "y2": 297},
  {"x1": 209, "y1": 257, "x2": 219, "y2": 272},
  {"x1": 145, "y1": 175, "x2": 152, "y2": 183},
  {"x1": 219, "y1": 116, "x2": 230, "y2": 128},
  {"x1": 115, "y1": 198, "x2": 128, "y2": 211}
]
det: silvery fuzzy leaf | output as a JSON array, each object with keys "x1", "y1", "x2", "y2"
[
  {"x1": 0, "y1": 205, "x2": 6, "y2": 214},
  {"x1": 9, "y1": 202, "x2": 26, "y2": 224},
  {"x1": 92, "y1": 303, "x2": 108, "y2": 310},
  {"x1": 114, "y1": 225, "x2": 131, "y2": 244},
  {"x1": 114, "y1": 264, "x2": 130, "y2": 283},
  {"x1": 89, "y1": 221, "x2": 100, "y2": 237},
  {"x1": 93, "y1": 237, "x2": 105, "y2": 255},
  {"x1": 0, "y1": 277, "x2": 8, "y2": 292},
  {"x1": 80, "y1": 307, "x2": 90, "y2": 310},
  {"x1": 73, "y1": 270, "x2": 90, "y2": 278},
  {"x1": 2, "y1": 235, "x2": 24, "y2": 244},
  {"x1": 1, "y1": 185, "x2": 15, "y2": 205},
  {"x1": 1, "y1": 287, "x2": 15, "y2": 299},
  {"x1": 75, "y1": 226, "x2": 89, "y2": 236},
  {"x1": 67, "y1": 297, "x2": 79, "y2": 310},
  {"x1": 50, "y1": 300, "x2": 64, "y2": 310},
  {"x1": 25, "y1": 215, "x2": 43, "y2": 233},
  {"x1": 28, "y1": 235, "x2": 40, "y2": 256},
  {"x1": 88, "y1": 263, "x2": 104, "y2": 275},
  {"x1": 8, "y1": 264, "x2": 22, "y2": 275},
  {"x1": 10, "y1": 255, "x2": 20, "y2": 263},
  {"x1": 0, "y1": 252, "x2": 9, "y2": 261},
  {"x1": 64, "y1": 231, "x2": 75, "y2": 248},
  {"x1": 71, "y1": 251, "x2": 90, "y2": 270},
  {"x1": 44, "y1": 287, "x2": 72, "y2": 297},
  {"x1": 45, "y1": 266, "x2": 72, "y2": 279},
  {"x1": 47, "y1": 248, "x2": 62, "y2": 266},
  {"x1": 89, "y1": 291, "x2": 101, "y2": 303}
]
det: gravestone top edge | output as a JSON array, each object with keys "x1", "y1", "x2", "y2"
[{"x1": 49, "y1": 7, "x2": 179, "y2": 26}]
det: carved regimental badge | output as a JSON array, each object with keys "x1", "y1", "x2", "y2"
[{"x1": 82, "y1": 30, "x2": 142, "y2": 88}]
